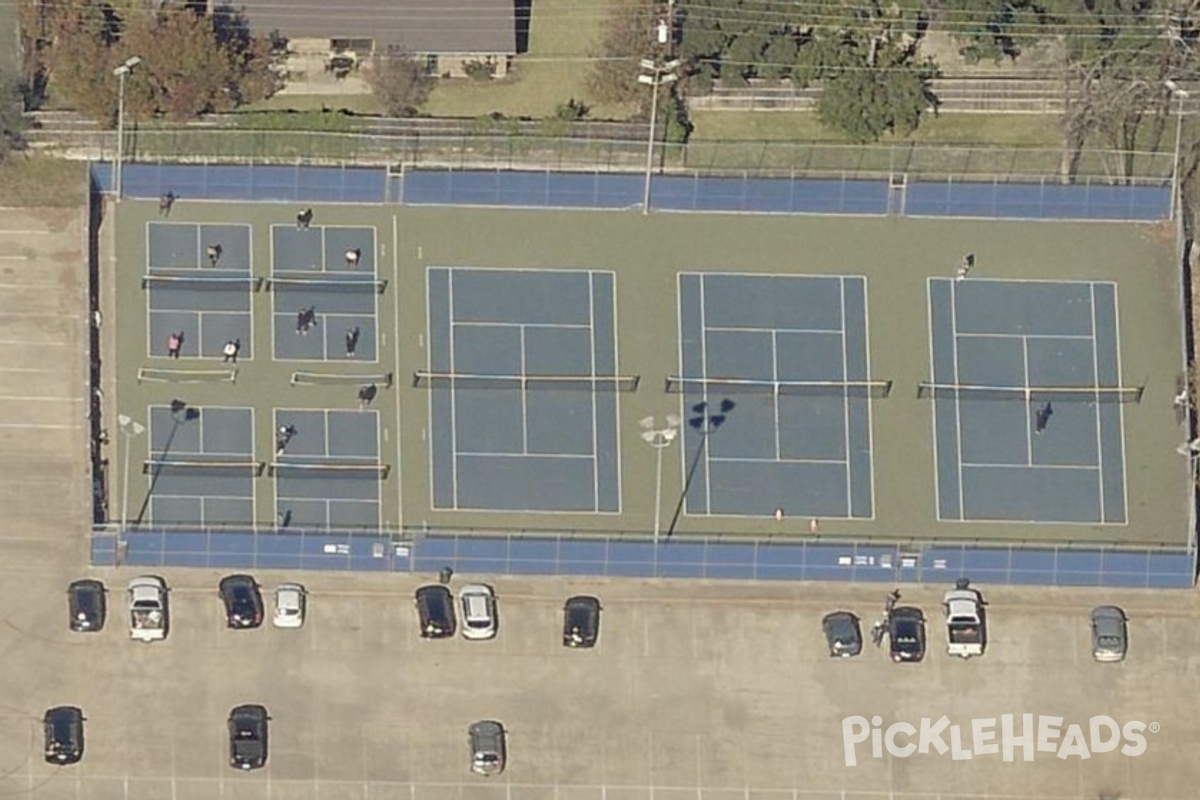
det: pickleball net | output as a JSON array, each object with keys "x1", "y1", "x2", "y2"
[
  {"x1": 412, "y1": 371, "x2": 641, "y2": 392},
  {"x1": 664, "y1": 376, "x2": 893, "y2": 398},
  {"x1": 916, "y1": 382, "x2": 1145, "y2": 403}
]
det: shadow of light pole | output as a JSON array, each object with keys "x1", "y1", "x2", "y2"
[
  {"x1": 133, "y1": 400, "x2": 197, "y2": 527},
  {"x1": 664, "y1": 398, "x2": 735, "y2": 540}
]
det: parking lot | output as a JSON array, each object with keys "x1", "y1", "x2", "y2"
[{"x1": 0, "y1": 568, "x2": 1197, "y2": 800}]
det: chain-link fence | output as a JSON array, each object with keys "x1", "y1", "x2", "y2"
[
  {"x1": 47, "y1": 127, "x2": 1174, "y2": 186},
  {"x1": 90, "y1": 525, "x2": 1196, "y2": 588}
]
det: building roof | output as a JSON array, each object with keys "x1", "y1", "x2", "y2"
[{"x1": 241, "y1": 0, "x2": 517, "y2": 55}]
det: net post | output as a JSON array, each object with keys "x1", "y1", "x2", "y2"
[{"x1": 411, "y1": 371, "x2": 426, "y2": 388}]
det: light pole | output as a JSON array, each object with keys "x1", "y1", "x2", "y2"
[
  {"x1": 117, "y1": 414, "x2": 145, "y2": 531},
  {"x1": 1166, "y1": 80, "x2": 1189, "y2": 222},
  {"x1": 639, "y1": 414, "x2": 681, "y2": 546},
  {"x1": 638, "y1": 58, "x2": 680, "y2": 215},
  {"x1": 112, "y1": 56, "x2": 142, "y2": 200}
]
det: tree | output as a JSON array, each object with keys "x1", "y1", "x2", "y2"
[
  {"x1": 365, "y1": 50, "x2": 433, "y2": 117},
  {"x1": 20, "y1": 2, "x2": 279, "y2": 124},
  {"x1": 0, "y1": 74, "x2": 27, "y2": 159},
  {"x1": 817, "y1": 47, "x2": 939, "y2": 142},
  {"x1": 585, "y1": 0, "x2": 660, "y2": 105}
]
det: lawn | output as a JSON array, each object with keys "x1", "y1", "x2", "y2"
[
  {"x1": 0, "y1": 157, "x2": 87, "y2": 206},
  {"x1": 424, "y1": 0, "x2": 632, "y2": 119},
  {"x1": 690, "y1": 112, "x2": 1065, "y2": 147}
]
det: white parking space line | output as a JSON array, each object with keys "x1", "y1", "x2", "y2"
[{"x1": 0, "y1": 422, "x2": 81, "y2": 430}]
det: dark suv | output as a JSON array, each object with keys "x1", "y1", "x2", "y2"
[
  {"x1": 416, "y1": 585, "x2": 456, "y2": 638},
  {"x1": 889, "y1": 606, "x2": 926, "y2": 663},
  {"x1": 228, "y1": 704, "x2": 268, "y2": 770},
  {"x1": 219, "y1": 575, "x2": 263, "y2": 629},
  {"x1": 68, "y1": 579, "x2": 106, "y2": 632},
  {"x1": 44, "y1": 706, "x2": 84, "y2": 765},
  {"x1": 563, "y1": 595, "x2": 601, "y2": 648}
]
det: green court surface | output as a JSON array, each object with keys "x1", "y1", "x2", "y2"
[{"x1": 109, "y1": 201, "x2": 1191, "y2": 548}]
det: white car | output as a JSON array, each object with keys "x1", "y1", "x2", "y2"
[
  {"x1": 459, "y1": 584, "x2": 497, "y2": 640},
  {"x1": 272, "y1": 584, "x2": 306, "y2": 629}
]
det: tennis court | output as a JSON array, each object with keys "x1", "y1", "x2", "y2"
[
  {"x1": 270, "y1": 224, "x2": 381, "y2": 361},
  {"x1": 423, "y1": 267, "x2": 623, "y2": 513},
  {"x1": 272, "y1": 408, "x2": 384, "y2": 529},
  {"x1": 144, "y1": 222, "x2": 256, "y2": 359},
  {"x1": 675, "y1": 273, "x2": 880, "y2": 519},
  {"x1": 141, "y1": 403, "x2": 259, "y2": 525},
  {"x1": 926, "y1": 278, "x2": 1129, "y2": 523}
]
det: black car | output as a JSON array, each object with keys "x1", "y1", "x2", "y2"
[
  {"x1": 821, "y1": 611, "x2": 862, "y2": 657},
  {"x1": 416, "y1": 585, "x2": 456, "y2": 638},
  {"x1": 563, "y1": 595, "x2": 601, "y2": 648},
  {"x1": 68, "y1": 579, "x2": 106, "y2": 632},
  {"x1": 228, "y1": 704, "x2": 268, "y2": 770},
  {"x1": 44, "y1": 706, "x2": 84, "y2": 765},
  {"x1": 219, "y1": 575, "x2": 263, "y2": 629},
  {"x1": 889, "y1": 606, "x2": 926, "y2": 663}
]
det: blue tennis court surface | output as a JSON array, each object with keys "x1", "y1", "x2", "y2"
[
  {"x1": 677, "y1": 273, "x2": 877, "y2": 518},
  {"x1": 273, "y1": 409, "x2": 383, "y2": 529},
  {"x1": 143, "y1": 405, "x2": 257, "y2": 525},
  {"x1": 97, "y1": 163, "x2": 1171, "y2": 221},
  {"x1": 269, "y1": 224, "x2": 381, "y2": 361},
  {"x1": 425, "y1": 267, "x2": 621, "y2": 513},
  {"x1": 927, "y1": 278, "x2": 1128, "y2": 523}
]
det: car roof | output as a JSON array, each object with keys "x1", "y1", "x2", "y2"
[
  {"x1": 417, "y1": 584, "x2": 452, "y2": 599},
  {"x1": 470, "y1": 719, "x2": 503, "y2": 736},
  {"x1": 69, "y1": 579, "x2": 104, "y2": 592},
  {"x1": 565, "y1": 595, "x2": 599, "y2": 609},
  {"x1": 230, "y1": 704, "x2": 267, "y2": 720},
  {"x1": 45, "y1": 706, "x2": 82, "y2": 723},
  {"x1": 221, "y1": 574, "x2": 257, "y2": 590},
  {"x1": 891, "y1": 606, "x2": 924, "y2": 620},
  {"x1": 823, "y1": 611, "x2": 856, "y2": 626}
]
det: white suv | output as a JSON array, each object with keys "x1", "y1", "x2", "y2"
[{"x1": 459, "y1": 584, "x2": 497, "y2": 640}]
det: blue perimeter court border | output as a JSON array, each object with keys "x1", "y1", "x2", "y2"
[
  {"x1": 93, "y1": 164, "x2": 1170, "y2": 222},
  {"x1": 91, "y1": 529, "x2": 1195, "y2": 588}
]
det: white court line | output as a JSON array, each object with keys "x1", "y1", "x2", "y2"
[
  {"x1": 1022, "y1": 337, "x2": 1034, "y2": 464},
  {"x1": 0, "y1": 366, "x2": 67, "y2": 373},
  {"x1": 0, "y1": 282, "x2": 66, "y2": 289},
  {"x1": 1110, "y1": 284, "x2": 1131, "y2": 524},
  {"x1": 0, "y1": 338, "x2": 68, "y2": 346},
  {"x1": 948, "y1": 279, "x2": 967, "y2": 522},
  {"x1": 770, "y1": 328, "x2": 782, "y2": 461},
  {"x1": 519, "y1": 325, "x2": 529, "y2": 454},
  {"x1": 706, "y1": 324, "x2": 841, "y2": 335},
  {"x1": 588, "y1": 272, "x2": 600, "y2": 512},
  {"x1": 0, "y1": 229, "x2": 53, "y2": 235},
  {"x1": 860, "y1": 276, "x2": 879, "y2": 520},
  {"x1": 457, "y1": 450, "x2": 594, "y2": 460},
  {"x1": 0, "y1": 422, "x2": 81, "y2": 430},
  {"x1": 453, "y1": 320, "x2": 591, "y2": 330},
  {"x1": 712, "y1": 454, "x2": 848, "y2": 466},
  {"x1": 0, "y1": 311, "x2": 77, "y2": 318},
  {"x1": 0, "y1": 394, "x2": 79, "y2": 401},
  {"x1": 961, "y1": 462, "x2": 1099, "y2": 471},
  {"x1": 959, "y1": 331, "x2": 1094, "y2": 341},
  {"x1": 838, "y1": 278, "x2": 852, "y2": 515},
  {"x1": 1088, "y1": 283, "x2": 1106, "y2": 520}
]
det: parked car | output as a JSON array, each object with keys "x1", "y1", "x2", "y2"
[
  {"x1": 889, "y1": 607, "x2": 926, "y2": 663},
  {"x1": 563, "y1": 595, "x2": 601, "y2": 648},
  {"x1": 1091, "y1": 605, "x2": 1128, "y2": 662},
  {"x1": 68, "y1": 579, "x2": 106, "y2": 632},
  {"x1": 219, "y1": 575, "x2": 263, "y2": 629},
  {"x1": 44, "y1": 706, "x2": 84, "y2": 765},
  {"x1": 228, "y1": 704, "x2": 269, "y2": 770},
  {"x1": 416, "y1": 585, "x2": 456, "y2": 638},
  {"x1": 821, "y1": 611, "x2": 862, "y2": 657},
  {"x1": 469, "y1": 720, "x2": 507, "y2": 776},
  {"x1": 272, "y1": 584, "x2": 306, "y2": 629},
  {"x1": 459, "y1": 584, "x2": 497, "y2": 640}
]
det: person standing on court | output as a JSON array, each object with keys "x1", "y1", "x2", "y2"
[
  {"x1": 207, "y1": 244, "x2": 223, "y2": 267},
  {"x1": 159, "y1": 192, "x2": 176, "y2": 217},
  {"x1": 276, "y1": 424, "x2": 296, "y2": 455},
  {"x1": 222, "y1": 339, "x2": 240, "y2": 363},
  {"x1": 167, "y1": 331, "x2": 183, "y2": 359},
  {"x1": 345, "y1": 326, "x2": 360, "y2": 357},
  {"x1": 358, "y1": 383, "x2": 377, "y2": 410},
  {"x1": 1034, "y1": 402, "x2": 1053, "y2": 434},
  {"x1": 296, "y1": 208, "x2": 313, "y2": 229},
  {"x1": 345, "y1": 247, "x2": 361, "y2": 269},
  {"x1": 956, "y1": 253, "x2": 975, "y2": 281}
]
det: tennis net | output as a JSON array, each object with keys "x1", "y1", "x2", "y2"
[
  {"x1": 412, "y1": 371, "x2": 641, "y2": 392},
  {"x1": 290, "y1": 371, "x2": 394, "y2": 388},
  {"x1": 142, "y1": 274, "x2": 263, "y2": 291},
  {"x1": 138, "y1": 367, "x2": 238, "y2": 384},
  {"x1": 269, "y1": 462, "x2": 391, "y2": 479},
  {"x1": 664, "y1": 376, "x2": 892, "y2": 398},
  {"x1": 916, "y1": 382, "x2": 1145, "y2": 403},
  {"x1": 142, "y1": 459, "x2": 264, "y2": 477},
  {"x1": 268, "y1": 276, "x2": 388, "y2": 294}
]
